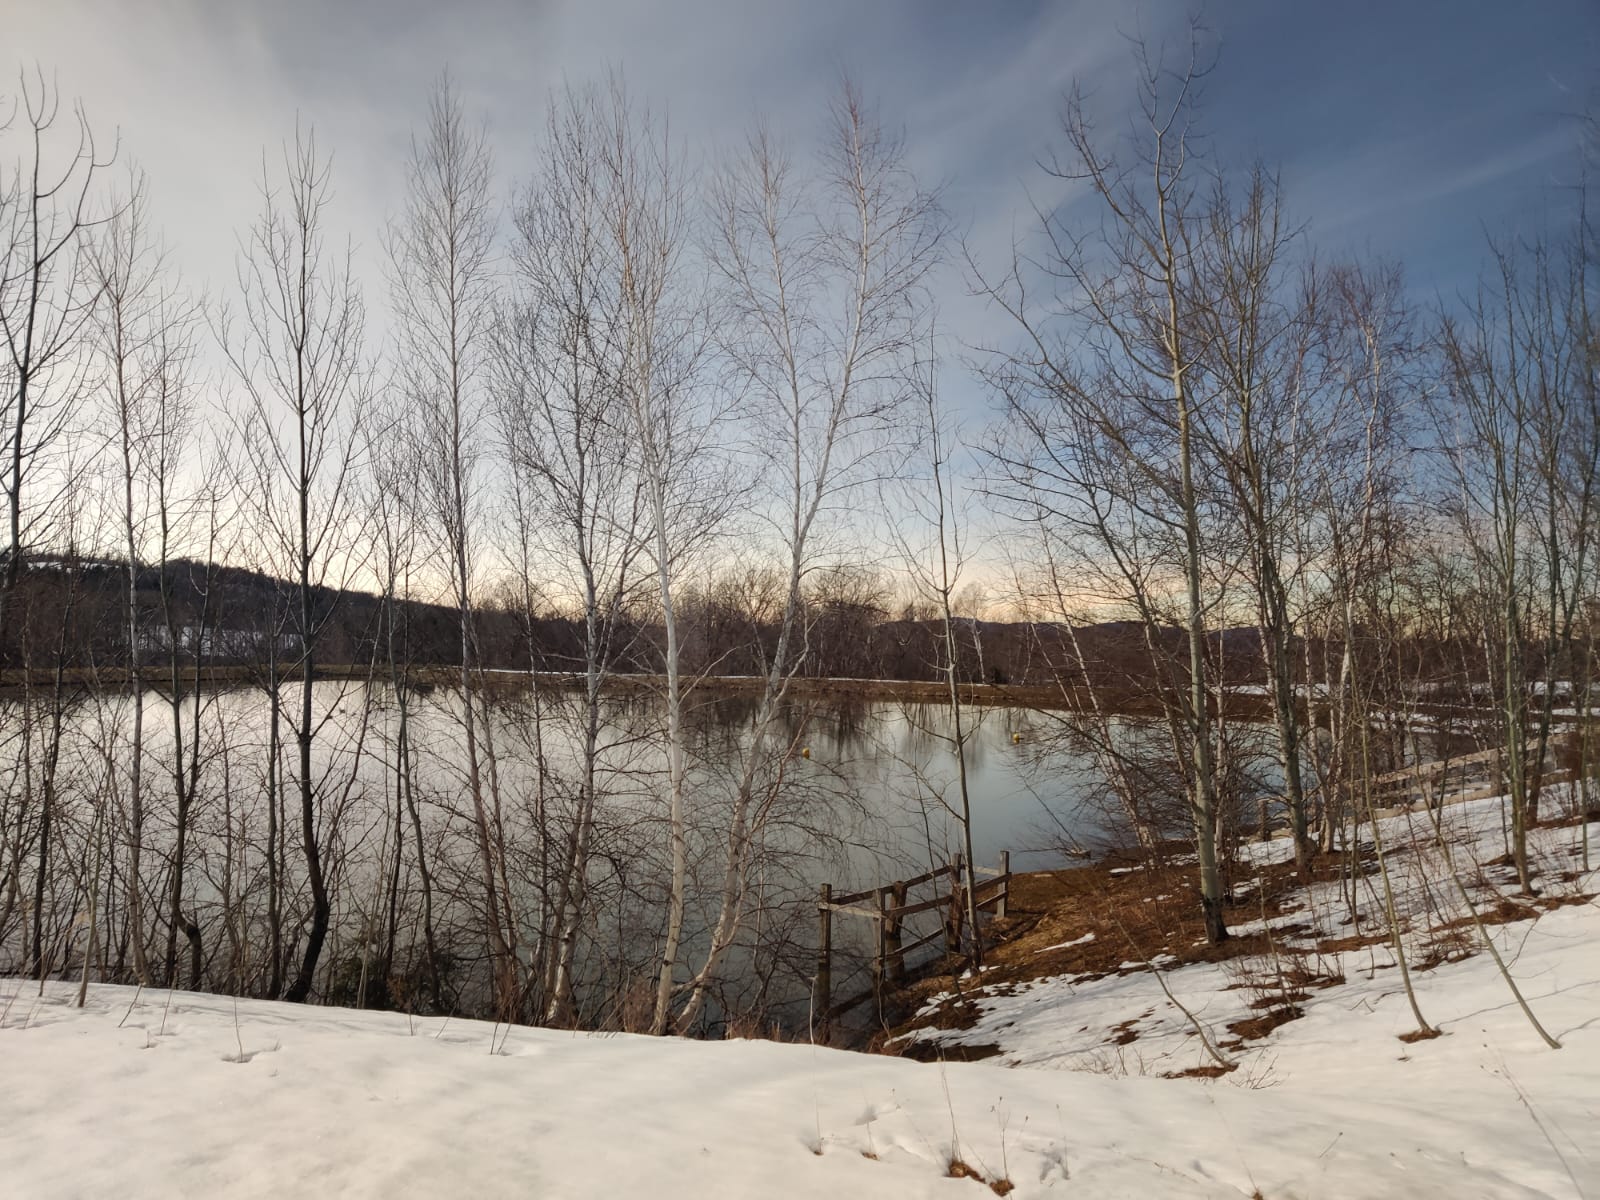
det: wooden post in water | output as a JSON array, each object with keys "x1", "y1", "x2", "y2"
[
  {"x1": 886, "y1": 881, "x2": 907, "y2": 986},
  {"x1": 815, "y1": 883, "x2": 832, "y2": 1026},
  {"x1": 996, "y1": 851, "x2": 1010, "y2": 919}
]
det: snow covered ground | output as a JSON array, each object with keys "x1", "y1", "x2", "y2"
[
  {"x1": 4, "y1": 797, "x2": 1598, "y2": 1197},
  {"x1": 906, "y1": 796, "x2": 1597, "y2": 1073}
]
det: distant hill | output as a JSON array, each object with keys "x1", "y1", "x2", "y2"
[{"x1": 2, "y1": 553, "x2": 1292, "y2": 688}]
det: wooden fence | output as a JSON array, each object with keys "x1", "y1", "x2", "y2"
[
  {"x1": 1258, "y1": 730, "x2": 1589, "y2": 838},
  {"x1": 814, "y1": 851, "x2": 1011, "y2": 1026},
  {"x1": 1372, "y1": 732, "x2": 1587, "y2": 810}
]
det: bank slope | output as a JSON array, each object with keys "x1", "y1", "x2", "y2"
[{"x1": 5, "y1": 890, "x2": 1598, "y2": 1200}]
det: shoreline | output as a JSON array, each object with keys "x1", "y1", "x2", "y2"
[{"x1": 0, "y1": 664, "x2": 1285, "y2": 718}]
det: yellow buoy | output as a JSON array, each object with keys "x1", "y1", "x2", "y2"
[
  {"x1": 1012, "y1": 732, "x2": 1022, "y2": 744},
  {"x1": 801, "y1": 746, "x2": 811, "y2": 759}
]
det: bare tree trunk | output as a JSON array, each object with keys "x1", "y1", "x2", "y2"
[
  {"x1": 646, "y1": 475, "x2": 688, "y2": 1035},
  {"x1": 265, "y1": 644, "x2": 283, "y2": 997}
]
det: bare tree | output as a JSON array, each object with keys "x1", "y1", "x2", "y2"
[
  {"x1": 387, "y1": 74, "x2": 518, "y2": 1017},
  {"x1": 86, "y1": 169, "x2": 210, "y2": 988},
  {"x1": 1188, "y1": 166, "x2": 1323, "y2": 876},
  {"x1": 85, "y1": 169, "x2": 161, "y2": 985},
  {"x1": 673, "y1": 78, "x2": 944, "y2": 1028},
  {"x1": 0, "y1": 70, "x2": 116, "y2": 656},
  {"x1": 221, "y1": 125, "x2": 368, "y2": 1002},
  {"x1": 581, "y1": 79, "x2": 721, "y2": 1035},
  {"x1": 156, "y1": 474, "x2": 223, "y2": 990},
  {"x1": 976, "y1": 35, "x2": 1232, "y2": 942},
  {"x1": 884, "y1": 345, "x2": 984, "y2": 966},
  {"x1": 1434, "y1": 241, "x2": 1570, "y2": 893},
  {"x1": 493, "y1": 81, "x2": 652, "y2": 1025}
]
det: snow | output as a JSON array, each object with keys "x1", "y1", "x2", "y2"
[
  {"x1": 5, "y1": 795, "x2": 1599, "y2": 1197},
  {"x1": 1034, "y1": 932, "x2": 1095, "y2": 954}
]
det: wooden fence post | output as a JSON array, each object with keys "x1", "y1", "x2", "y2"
[
  {"x1": 815, "y1": 883, "x2": 832, "y2": 1025},
  {"x1": 946, "y1": 853, "x2": 965, "y2": 958},
  {"x1": 872, "y1": 887, "x2": 889, "y2": 1025},
  {"x1": 886, "y1": 881, "x2": 907, "y2": 986},
  {"x1": 996, "y1": 850, "x2": 1010, "y2": 919}
]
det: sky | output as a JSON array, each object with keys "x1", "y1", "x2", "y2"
[
  {"x1": 7, "y1": 0, "x2": 1592, "y2": 321},
  {"x1": 3, "y1": 0, "x2": 1597, "y2": 597}
]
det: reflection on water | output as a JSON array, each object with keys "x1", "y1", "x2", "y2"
[{"x1": 0, "y1": 678, "x2": 1156, "y2": 1030}]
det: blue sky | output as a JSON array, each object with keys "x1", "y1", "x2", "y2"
[
  {"x1": 5, "y1": 0, "x2": 1594, "y2": 431},
  {"x1": 1199, "y1": 1, "x2": 1594, "y2": 294}
]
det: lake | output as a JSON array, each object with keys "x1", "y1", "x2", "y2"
[{"x1": 0, "y1": 677, "x2": 1269, "y2": 1033}]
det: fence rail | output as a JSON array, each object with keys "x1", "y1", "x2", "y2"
[
  {"x1": 1371, "y1": 730, "x2": 1584, "y2": 809},
  {"x1": 815, "y1": 851, "x2": 1010, "y2": 1026},
  {"x1": 1258, "y1": 729, "x2": 1589, "y2": 838}
]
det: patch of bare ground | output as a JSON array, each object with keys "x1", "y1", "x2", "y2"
[
  {"x1": 1226, "y1": 1005, "x2": 1303, "y2": 1041},
  {"x1": 1108, "y1": 1018, "x2": 1141, "y2": 1046},
  {"x1": 1398, "y1": 1026, "x2": 1444, "y2": 1043},
  {"x1": 944, "y1": 1157, "x2": 1015, "y2": 1195},
  {"x1": 896, "y1": 1040, "x2": 1003, "y2": 1064},
  {"x1": 1315, "y1": 930, "x2": 1391, "y2": 955},
  {"x1": 1436, "y1": 891, "x2": 1595, "y2": 936},
  {"x1": 880, "y1": 846, "x2": 1338, "y2": 1054},
  {"x1": 1165, "y1": 1063, "x2": 1238, "y2": 1079}
]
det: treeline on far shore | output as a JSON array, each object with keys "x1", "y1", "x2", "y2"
[{"x1": 1, "y1": 551, "x2": 1561, "y2": 703}]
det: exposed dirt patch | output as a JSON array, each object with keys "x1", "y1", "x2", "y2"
[
  {"x1": 896, "y1": 1040, "x2": 1003, "y2": 1064},
  {"x1": 882, "y1": 848, "x2": 1336, "y2": 1052},
  {"x1": 1227, "y1": 1005, "x2": 1303, "y2": 1041},
  {"x1": 877, "y1": 826, "x2": 1591, "y2": 1063},
  {"x1": 1165, "y1": 1063, "x2": 1238, "y2": 1079},
  {"x1": 1286, "y1": 964, "x2": 1346, "y2": 990},
  {"x1": 1398, "y1": 1026, "x2": 1444, "y2": 1043},
  {"x1": 1315, "y1": 930, "x2": 1392, "y2": 955},
  {"x1": 1538, "y1": 891, "x2": 1596, "y2": 911},
  {"x1": 1435, "y1": 890, "x2": 1597, "y2": 936},
  {"x1": 1414, "y1": 928, "x2": 1475, "y2": 971},
  {"x1": 1440, "y1": 896, "x2": 1539, "y2": 931}
]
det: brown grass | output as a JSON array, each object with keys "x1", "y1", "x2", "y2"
[
  {"x1": 881, "y1": 831, "x2": 1588, "y2": 1062},
  {"x1": 884, "y1": 847, "x2": 1338, "y2": 1052},
  {"x1": 1398, "y1": 1027, "x2": 1444, "y2": 1044},
  {"x1": 1226, "y1": 1005, "x2": 1303, "y2": 1041},
  {"x1": 1165, "y1": 1063, "x2": 1238, "y2": 1079},
  {"x1": 896, "y1": 1040, "x2": 1003, "y2": 1064},
  {"x1": 1315, "y1": 930, "x2": 1391, "y2": 955}
]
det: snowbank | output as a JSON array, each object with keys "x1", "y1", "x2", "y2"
[
  {"x1": 5, "y1": 799, "x2": 1597, "y2": 1197},
  {"x1": 5, "y1": 902, "x2": 1599, "y2": 1200}
]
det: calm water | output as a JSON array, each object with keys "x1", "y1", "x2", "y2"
[{"x1": 0, "y1": 679, "x2": 1262, "y2": 1029}]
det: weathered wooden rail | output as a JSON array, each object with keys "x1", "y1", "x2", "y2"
[
  {"x1": 1370, "y1": 731, "x2": 1585, "y2": 811},
  {"x1": 1258, "y1": 730, "x2": 1590, "y2": 837},
  {"x1": 814, "y1": 851, "x2": 1011, "y2": 1026}
]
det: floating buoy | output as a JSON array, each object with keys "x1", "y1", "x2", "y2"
[
  {"x1": 801, "y1": 746, "x2": 811, "y2": 759},
  {"x1": 1012, "y1": 732, "x2": 1022, "y2": 745}
]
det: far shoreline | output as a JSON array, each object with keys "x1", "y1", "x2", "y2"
[{"x1": 0, "y1": 663, "x2": 1293, "y2": 718}]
